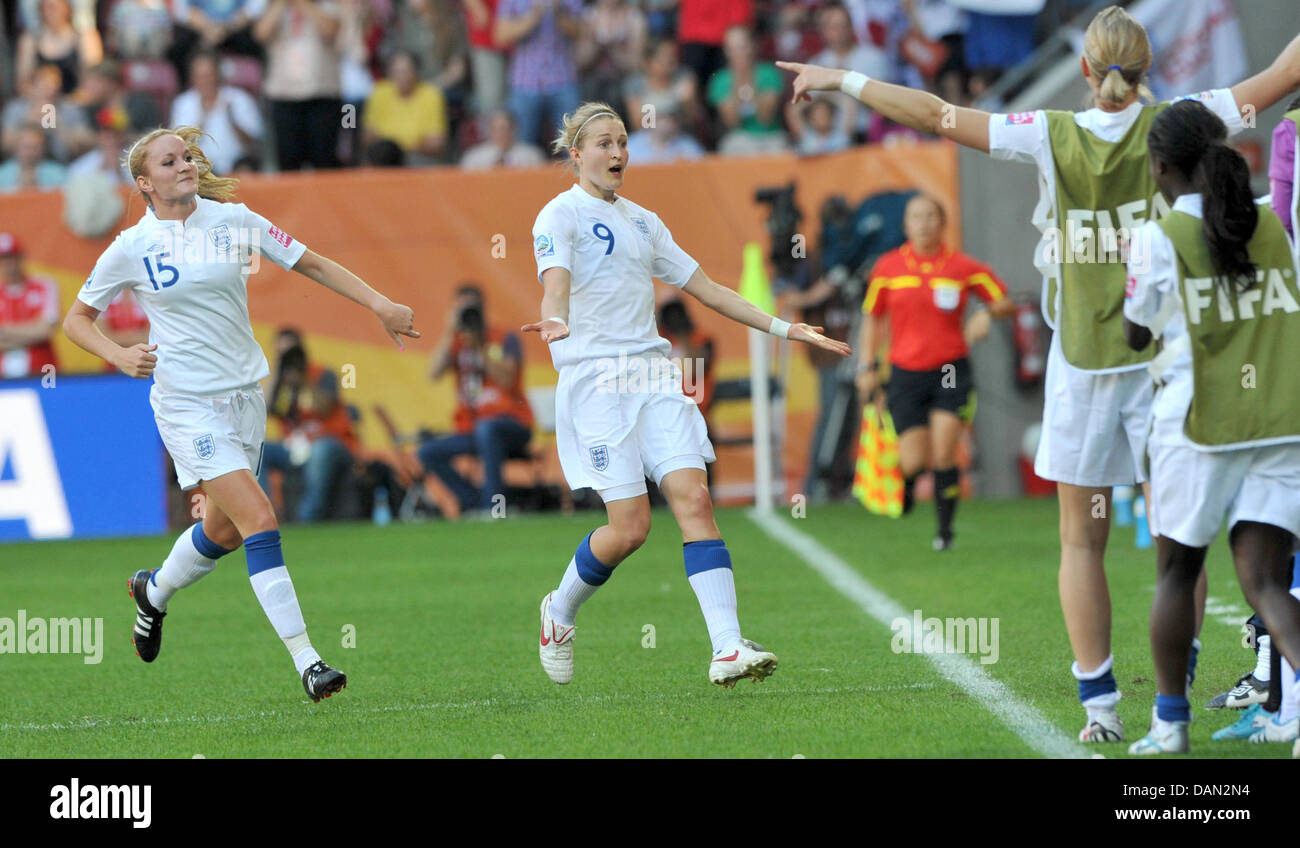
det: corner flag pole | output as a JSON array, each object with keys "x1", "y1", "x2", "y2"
[{"x1": 740, "y1": 242, "x2": 776, "y2": 514}]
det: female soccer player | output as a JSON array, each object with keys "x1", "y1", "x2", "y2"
[
  {"x1": 856, "y1": 194, "x2": 1013, "y2": 551},
  {"x1": 779, "y1": 7, "x2": 1300, "y2": 742},
  {"x1": 529, "y1": 101, "x2": 850, "y2": 687},
  {"x1": 62, "y1": 127, "x2": 419, "y2": 701},
  {"x1": 1122, "y1": 100, "x2": 1300, "y2": 754}
]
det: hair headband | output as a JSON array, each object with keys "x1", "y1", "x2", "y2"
[{"x1": 575, "y1": 111, "x2": 620, "y2": 143}]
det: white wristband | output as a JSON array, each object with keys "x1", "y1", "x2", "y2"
[
  {"x1": 768, "y1": 317, "x2": 791, "y2": 339},
  {"x1": 839, "y1": 71, "x2": 870, "y2": 100},
  {"x1": 545, "y1": 316, "x2": 568, "y2": 331}
]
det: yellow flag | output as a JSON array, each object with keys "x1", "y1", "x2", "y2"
[{"x1": 738, "y1": 242, "x2": 775, "y2": 316}]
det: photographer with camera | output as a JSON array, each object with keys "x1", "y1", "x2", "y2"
[
  {"x1": 858, "y1": 194, "x2": 1013, "y2": 551},
  {"x1": 418, "y1": 284, "x2": 533, "y2": 518}
]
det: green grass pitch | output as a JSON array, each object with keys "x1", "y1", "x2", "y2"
[{"x1": 0, "y1": 499, "x2": 1288, "y2": 758}]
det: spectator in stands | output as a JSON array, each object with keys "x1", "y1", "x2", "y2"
[
  {"x1": 106, "y1": 0, "x2": 174, "y2": 60},
  {"x1": 794, "y1": 98, "x2": 849, "y2": 155},
  {"x1": 623, "y1": 37, "x2": 698, "y2": 134},
  {"x1": 169, "y1": 0, "x2": 266, "y2": 81},
  {"x1": 66, "y1": 106, "x2": 134, "y2": 185},
  {"x1": 97, "y1": 289, "x2": 150, "y2": 372},
  {"x1": 709, "y1": 24, "x2": 788, "y2": 155},
  {"x1": 459, "y1": 108, "x2": 545, "y2": 169},
  {"x1": 495, "y1": 0, "x2": 582, "y2": 147},
  {"x1": 0, "y1": 233, "x2": 61, "y2": 379},
  {"x1": 463, "y1": 0, "x2": 507, "y2": 114},
  {"x1": 789, "y1": 3, "x2": 887, "y2": 143},
  {"x1": 384, "y1": 0, "x2": 468, "y2": 107},
  {"x1": 256, "y1": 0, "x2": 345, "y2": 171},
  {"x1": 362, "y1": 49, "x2": 448, "y2": 165},
  {"x1": 962, "y1": 8, "x2": 1039, "y2": 95},
  {"x1": 575, "y1": 0, "x2": 646, "y2": 113},
  {"x1": 363, "y1": 138, "x2": 406, "y2": 166},
  {"x1": 15, "y1": 0, "x2": 103, "y2": 95},
  {"x1": 625, "y1": 101, "x2": 703, "y2": 163},
  {"x1": 2, "y1": 64, "x2": 93, "y2": 163},
  {"x1": 899, "y1": 0, "x2": 968, "y2": 102},
  {"x1": 643, "y1": 0, "x2": 676, "y2": 40},
  {"x1": 259, "y1": 343, "x2": 361, "y2": 522},
  {"x1": 418, "y1": 284, "x2": 533, "y2": 518},
  {"x1": 170, "y1": 50, "x2": 265, "y2": 175},
  {"x1": 338, "y1": 0, "x2": 381, "y2": 165},
  {"x1": 676, "y1": 0, "x2": 750, "y2": 91},
  {"x1": 765, "y1": 2, "x2": 821, "y2": 65},
  {"x1": 73, "y1": 60, "x2": 163, "y2": 135},
  {"x1": 658, "y1": 296, "x2": 714, "y2": 419},
  {"x1": 0, "y1": 126, "x2": 67, "y2": 192}
]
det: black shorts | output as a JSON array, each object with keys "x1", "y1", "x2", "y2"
[{"x1": 885, "y1": 358, "x2": 976, "y2": 434}]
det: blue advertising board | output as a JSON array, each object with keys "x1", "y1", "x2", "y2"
[{"x1": 0, "y1": 375, "x2": 167, "y2": 542}]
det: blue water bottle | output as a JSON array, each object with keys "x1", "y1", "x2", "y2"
[
  {"x1": 1113, "y1": 485, "x2": 1135, "y2": 527},
  {"x1": 1133, "y1": 494, "x2": 1152, "y2": 548},
  {"x1": 373, "y1": 485, "x2": 392, "y2": 526}
]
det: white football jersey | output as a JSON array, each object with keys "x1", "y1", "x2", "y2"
[
  {"x1": 532, "y1": 184, "x2": 700, "y2": 370},
  {"x1": 79, "y1": 197, "x2": 306, "y2": 395}
]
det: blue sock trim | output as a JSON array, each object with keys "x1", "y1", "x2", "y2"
[
  {"x1": 1156, "y1": 693, "x2": 1190, "y2": 723},
  {"x1": 575, "y1": 531, "x2": 613, "y2": 587},
  {"x1": 684, "y1": 538, "x2": 731, "y2": 578},
  {"x1": 244, "y1": 530, "x2": 284, "y2": 577},
  {"x1": 192, "y1": 523, "x2": 233, "y2": 560},
  {"x1": 1078, "y1": 670, "x2": 1117, "y2": 703}
]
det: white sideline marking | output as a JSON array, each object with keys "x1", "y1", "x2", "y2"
[
  {"x1": 0, "y1": 683, "x2": 936, "y2": 735},
  {"x1": 748, "y1": 510, "x2": 1091, "y2": 759}
]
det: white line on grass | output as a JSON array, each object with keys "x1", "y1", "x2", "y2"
[{"x1": 748, "y1": 510, "x2": 1091, "y2": 759}]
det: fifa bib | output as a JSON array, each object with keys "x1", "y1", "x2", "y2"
[
  {"x1": 1157, "y1": 209, "x2": 1300, "y2": 449},
  {"x1": 1043, "y1": 107, "x2": 1167, "y2": 371}
]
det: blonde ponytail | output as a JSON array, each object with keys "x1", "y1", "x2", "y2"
[{"x1": 1083, "y1": 6, "x2": 1155, "y2": 107}]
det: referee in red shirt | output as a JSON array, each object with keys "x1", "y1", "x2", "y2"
[
  {"x1": 856, "y1": 195, "x2": 1014, "y2": 550},
  {"x1": 0, "y1": 232, "x2": 60, "y2": 380}
]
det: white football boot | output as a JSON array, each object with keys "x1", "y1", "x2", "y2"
[
  {"x1": 538, "y1": 592, "x2": 575, "y2": 684},
  {"x1": 1248, "y1": 712, "x2": 1299, "y2": 743},
  {"x1": 1129, "y1": 707, "x2": 1190, "y2": 755},
  {"x1": 709, "y1": 638, "x2": 778, "y2": 688},
  {"x1": 1078, "y1": 708, "x2": 1124, "y2": 743}
]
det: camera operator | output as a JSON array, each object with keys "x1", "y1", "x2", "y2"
[{"x1": 419, "y1": 283, "x2": 533, "y2": 518}]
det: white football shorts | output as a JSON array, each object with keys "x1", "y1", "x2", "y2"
[
  {"x1": 1034, "y1": 332, "x2": 1154, "y2": 488},
  {"x1": 1148, "y1": 428, "x2": 1300, "y2": 549},
  {"x1": 555, "y1": 357, "x2": 715, "y2": 502},
  {"x1": 151, "y1": 383, "x2": 267, "y2": 490}
]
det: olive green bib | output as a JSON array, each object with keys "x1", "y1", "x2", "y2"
[
  {"x1": 1044, "y1": 106, "x2": 1168, "y2": 370},
  {"x1": 1285, "y1": 107, "x2": 1300, "y2": 264},
  {"x1": 1157, "y1": 208, "x2": 1300, "y2": 448}
]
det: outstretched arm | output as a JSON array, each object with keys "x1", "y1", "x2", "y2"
[
  {"x1": 291, "y1": 249, "x2": 420, "y2": 349},
  {"x1": 522, "y1": 267, "x2": 572, "y2": 344},
  {"x1": 776, "y1": 61, "x2": 992, "y2": 153},
  {"x1": 682, "y1": 268, "x2": 851, "y2": 356},
  {"x1": 1231, "y1": 32, "x2": 1300, "y2": 117}
]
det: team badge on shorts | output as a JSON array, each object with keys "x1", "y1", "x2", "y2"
[
  {"x1": 590, "y1": 445, "x2": 609, "y2": 472},
  {"x1": 208, "y1": 224, "x2": 233, "y2": 253},
  {"x1": 194, "y1": 433, "x2": 216, "y2": 461}
]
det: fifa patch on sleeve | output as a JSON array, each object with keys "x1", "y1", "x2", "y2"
[
  {"x1": 534, "y1": 234, "x2": 555, "y2": 258},
  {"x1": 1005, "y1": 112, "x2": 1036, "y2": 125},
  {"x1": 268, "y1": 226, "x2": 293, "y2": 248},
  {"x1": 1125, "y1": 275, "x2": 1138, "y2": 298},
  {"x1": 1175, "y1": 91, "x2": 1215, "y2": 103}
]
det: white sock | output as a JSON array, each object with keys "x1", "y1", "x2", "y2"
[
  {"x1": 688, "y1": 568, "x2": 741, "y2": 654},
  {"x1": 147, "y1": 525, "x2": 219, "y2": 611},
  {"x1": 1253, "y1": 635, "x2": 1272, "y2": 682},
  {"x1": 550, "y1": 557, "x2": 599, "y2": 627},
  {"x1": 249, "y1": 566, "x2": 315, "y2": 672}
]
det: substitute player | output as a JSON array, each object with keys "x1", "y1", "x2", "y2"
[
  {"x1": 529, "y1": 102, "x2": 850, "y2": 687},
  {"x1": 856, "y1": 194, "x2": 1013, "y2": 551},
  {"x1": 62, "y1": 127, "x2": 419, "y2": 701},
  {"x1": 780, "y1": 7, "x2": 1300, "y2": 742},
  {"x1": 1123, "y1": 100, "x2": 1300, "y2": 755}
]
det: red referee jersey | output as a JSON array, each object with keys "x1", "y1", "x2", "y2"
[
  {"x1": 863, "y1": 244, "x2": 1007, "y2": 371},
  {"x1": 1, "y1": 275, "x2": 60, "y2": 378}
]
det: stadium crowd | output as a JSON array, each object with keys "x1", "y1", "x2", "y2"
[{"x1": 0, "y1": 0, "x2": 1094, "y2": 181}]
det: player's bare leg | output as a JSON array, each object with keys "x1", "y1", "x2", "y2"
[
  {"x1": 660, "y1": 467, "x2": 777, "y2": 687},
  {"x1": 1058, "y1": 483, "x2": 1122, "y2": 741},
  {"x1": 539, "y1": 495, "x2": 650, "y2": 684},
  {"x1": 201, "y1": 469, "x2": 345, "y2": 701},
  {"x1": 1140, "y1": 480, "x2": 1207, "y2": 689}
]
